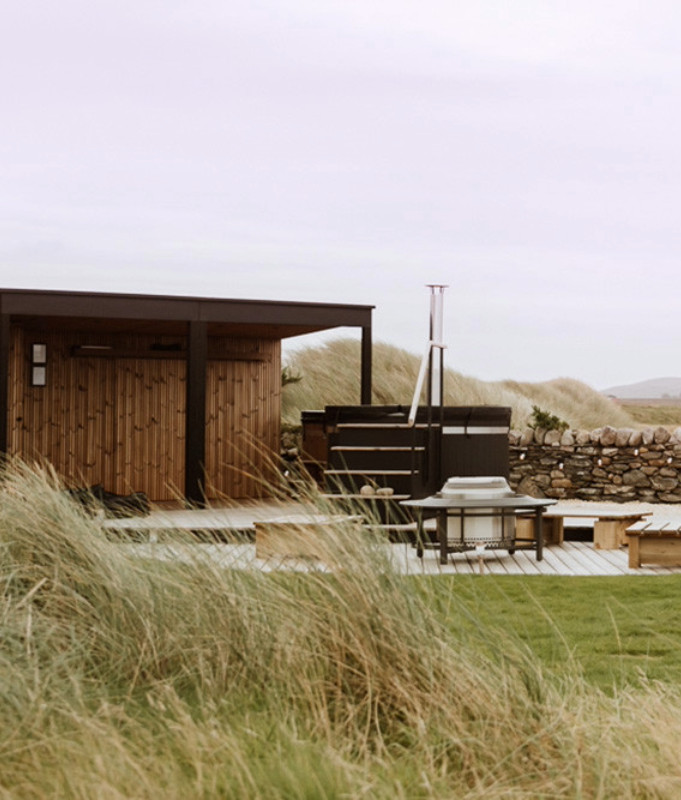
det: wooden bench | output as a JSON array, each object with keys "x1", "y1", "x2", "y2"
[
  {"x1": 254, "y1": 513, "x2": 362, "y2": 563},
  {"x1": 626, "y1": 520, "x2": 681, "y2": 568},
  {"x1": 516, "y1": 508, "x2": 652, "y2": 549}
]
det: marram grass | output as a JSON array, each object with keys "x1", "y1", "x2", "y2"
[
  {"x1": 1, "y1": 463, "x2": 681, "y2": 797},
  {"x1": 282, "y1": 338, "x2": 634, "y2": 430}
]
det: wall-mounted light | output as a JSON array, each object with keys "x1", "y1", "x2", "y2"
[
  {"x1": 519, "y1": 452, "x2": 526, "y2": 460},
  {"x1": 634, "y1": 448, "x2": 639, "y2": 456},
  {"x1": 558, "y1": 462, "x2": 564, "y2": 470},
  {"x1": 668, "y1": 456, "x2": 673, "y2": 464},
  {"x1": 31, "y1": 343, "x2": 47, "y2": 387},
  {"x1": 597, "y1": 458, "x2": 602, "y2": 467}
]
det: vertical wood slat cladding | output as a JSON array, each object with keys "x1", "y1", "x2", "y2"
[
  {"x1": 113, "y1": 358, "x2": 186, "y2": 499},
  {"x1": 8, "y1": 330, "x2": 186, "y2": 499},
  {"x1": 204, "y1": 338, "x2": 281, "y2": 499},
  {"x1": 8, "y1": 328, "x2": 280, "y2": 500}
]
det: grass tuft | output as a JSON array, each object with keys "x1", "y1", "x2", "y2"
[
  {"x1": 2, "y1": 462, "x2": 681, "y2": 796},
  {"x1": 283, "y1": 339, "x2": 634, "y2": 429}
]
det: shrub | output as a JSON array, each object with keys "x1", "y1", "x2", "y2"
[{"x1": 529, "y1": 404, "x2": 569, "y2": 432}]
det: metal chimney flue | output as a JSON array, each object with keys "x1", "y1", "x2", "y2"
[
  {"x1": 427, "y1": 284, "x2": 447, "y2": 407},
  {"x1": 408, "y1": 284, "x2": 448, "y2": 426}
]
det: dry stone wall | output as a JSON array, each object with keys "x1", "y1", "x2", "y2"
[{"x1": 509, "y1": 425, "x2": 681, "y2": 504}]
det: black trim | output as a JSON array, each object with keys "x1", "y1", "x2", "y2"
[
  {"x1": 361, "y1": 325, "x2": 372, "y2": 404},
  {"x1": 0, "y1": 314, "x2": 8, "y2": 454},
  {"x1": 185, "y1": 321, "x2": 207, "y2": 505},
  {"x1": 0, "y1": 288, "x2": 373, "y2": 330}
]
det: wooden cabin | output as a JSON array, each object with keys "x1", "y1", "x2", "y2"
[{"x1": 0, "y1": 289, "x2": 373, "y2": 503}]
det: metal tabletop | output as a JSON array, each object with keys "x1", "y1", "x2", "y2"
[
  {"x1": 401, "y1": 494, "x2": 556, "y2": 510},
  {"x1": 401, "y1": 494, "x2": 557, "y2": 563}
]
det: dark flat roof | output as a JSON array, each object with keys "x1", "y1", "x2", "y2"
[{"x1": 0, "y1": 288, "x2": 373, "y2": 339}]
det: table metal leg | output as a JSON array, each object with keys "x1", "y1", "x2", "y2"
[
  {"x1": 416, "y1": 510, "x2": 424, "y2": 558},
  {"x1": 439, "y1": 512, "x2": 448, "y2": 565},
  {"x1": 535, "y1": 507, "x2": 544, "y2": 561}
]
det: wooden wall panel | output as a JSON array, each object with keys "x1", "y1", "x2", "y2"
[
  {"x1": 8, "y1": 328, "x2": 114, "y2": 485},
  {"x1": 204, "y1": 338, "x2": 281, "y2": 499},
  {"x1": 113, "y1": 357, "x2": 185, "y2": 500},
  {"x1": 8, "y1": 326, "x2": 280, "y2": 501}
]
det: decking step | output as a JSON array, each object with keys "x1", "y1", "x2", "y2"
[
  {"x1": 330, "y1": 445, "x2": 425, "y2": 452},
  {"x1": 321, "y1": 493, "x2": 410, "y2": 501},
  {"x1": 335, "y1": 423, "x2": 429, "y2": 429},
  {"x1": 324, "y1": 469, "x2": 415, "y2": 476}
]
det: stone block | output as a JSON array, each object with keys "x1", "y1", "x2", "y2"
[
  {"x1": 544, "y1": 430, "x2": 562, "y2": 446},
  {"x1": 590, "y1": 428, "x2": 603, "y2": 444},
  {"x1": 516, "y1": 476, "x2": 546, "y2": 497},
  {"x1": 650, "y1": 476, "x2": 678, "y2": 491},
  {"x1": 575, "y1": 430, "x2": 591, "y2": 445},
  {"x1": 615, "y1": 428, "x2": 634, "y2": 447},
  {"x1": 629, "y1": 429, "x2": 643, "y2": 446},
  {"x1": 638, "y1": 490, "x2": 658, "y2": 501},
  {"x1": 551, "y1": 479, "x2": 572, "y2": 489},
  {"x1": 534, "y1": 427, "x2": 547, "y2": 445},
  {"x1": 654, "y1": 426, "x2": 671, "y2": 444},
  {"x1": 519, "y1": 428, "x2": 534, "y2": 446},
  {"x1": 560, "y1": 430, "x2": 575, "y2": 446},
  {"x1": 600, "y1": 426, "x2": 618, "y2": 446},
  {"x1": 622, "y1": 469, "x2": 650, "y2": 487}
]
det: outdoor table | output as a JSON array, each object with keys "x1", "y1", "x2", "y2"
[{"x1": 401, "y1": 494, "x2": 557, "y2": 564}]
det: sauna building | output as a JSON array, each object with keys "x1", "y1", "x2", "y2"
[{"x1": 0, "y1": 288, "x2": 373, "y2": 503}]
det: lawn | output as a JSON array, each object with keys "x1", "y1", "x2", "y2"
[
  {"x1": 4, "y1": 463, "x2": 681, "y2": 797},
  {"x1": 421, "y1": 575, "x2": 681, "y2": 691}
]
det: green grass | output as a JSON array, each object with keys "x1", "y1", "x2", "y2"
[
  {"x1": 5, "y1": 462, "x2": 681, "y2": 796},
  {"x1": 419, "y1": 576, "x2": 681, "y2": 691}
]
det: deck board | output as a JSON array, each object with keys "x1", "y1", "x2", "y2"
[
  {"x1": 119, "y1": 539, "x2": 681, "y2": 576},
  {"x1": 107, "y1": 503, "x2": 681, "y2": 576}
]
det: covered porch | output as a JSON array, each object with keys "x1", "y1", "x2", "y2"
[{"x1": 0, "y1": 288, "x2": 373, "y2": 503}]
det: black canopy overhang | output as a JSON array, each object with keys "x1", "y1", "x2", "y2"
[
  {"x1": 0, "y1": 289, "x2": 374, "y2": 502},
  {"x1": 0, "y1": 288, "x2": 373, "y2": 337}
]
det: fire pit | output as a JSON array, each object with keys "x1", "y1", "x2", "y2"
[{"x1": 401, "y1": 476, "x2": 556, "y2": 564}]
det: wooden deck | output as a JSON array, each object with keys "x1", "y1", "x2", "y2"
[
  {"x1": 116, "y1": 539, "x2": 681, "y2": 577},
  {"x1": 105, "y1": 499, "x2": 681, "y2": 576},
  {"x1": 394, "y1": 541, "x2": 681, "y2": 576}
]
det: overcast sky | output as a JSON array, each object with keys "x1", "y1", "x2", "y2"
[{"x1": 2, "y1": 1, "x2": 680, "y2": 389}]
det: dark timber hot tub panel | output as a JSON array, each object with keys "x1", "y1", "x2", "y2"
[{"x1": 312, "y1": 405, "x2": 512, "y2": 503}]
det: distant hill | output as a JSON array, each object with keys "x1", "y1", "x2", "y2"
[
  {"x1": 283, "y1": 339, "x2": 634, "y2": 430},
  {"x1": 602, "y1": 377, "x2": 681, "y2": 399}
]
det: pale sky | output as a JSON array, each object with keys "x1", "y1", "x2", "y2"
[{"x1": 2, "y1": 0, "x2": 680, "y2": 390}]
